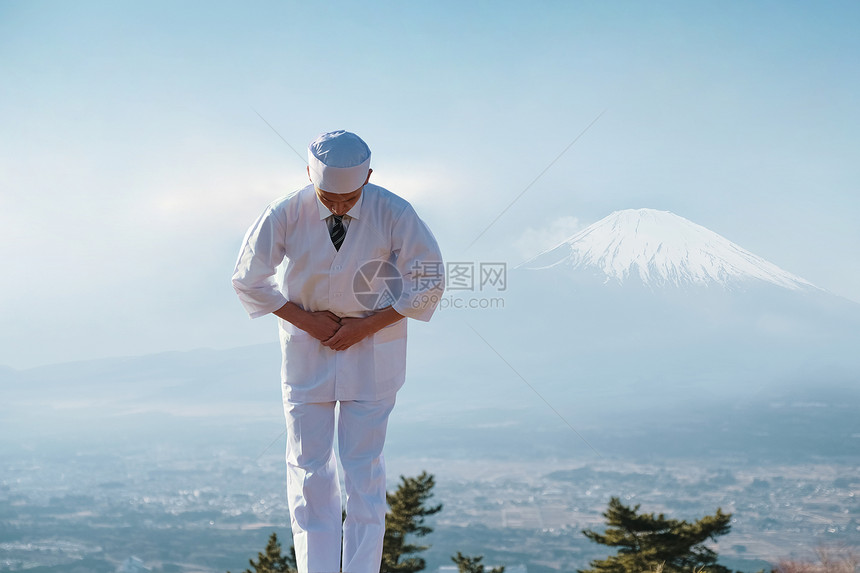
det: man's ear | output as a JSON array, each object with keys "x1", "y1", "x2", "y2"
[
  {"x1": 307, "y1": 165, "x2": 313, "y2": 183},
  {"x1": 364, "y1": 168, "x2": 373, "y2": 185}
]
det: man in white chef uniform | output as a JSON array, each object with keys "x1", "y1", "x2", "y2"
[{"x1": 232, "y1": 130, "x2": 444, "y2": 573}]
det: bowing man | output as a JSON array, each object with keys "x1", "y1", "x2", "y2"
[{"x1": 232, "y1": 130, "x2": 444, "y2": 573}]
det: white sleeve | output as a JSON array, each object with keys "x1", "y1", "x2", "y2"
[
  {"x1": 391, "y1": 204, "x2": 445, "y2": 322},
  {"x1": 231, "y1": 204, "x2": 289, "y2": 319}
]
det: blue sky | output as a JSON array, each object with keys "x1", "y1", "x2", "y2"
[{"x1": 1, "y1": 1, "x2": 859, "y2": 368}]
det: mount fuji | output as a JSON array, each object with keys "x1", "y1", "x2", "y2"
[
  {"x1": 520, "y1": 208, "x2": 819, "y2": 292},
  {"x1": 430, "y1": 207, "x2": 860, "y2": 436}
]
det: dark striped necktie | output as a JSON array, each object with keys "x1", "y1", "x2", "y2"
[{"x1": 330, "y1": 215, "x2": 346, "y2": 251}]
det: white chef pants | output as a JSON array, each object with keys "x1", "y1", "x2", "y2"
[{"x1": 283, "y1": 396, "x2": 396, "y2": 573}]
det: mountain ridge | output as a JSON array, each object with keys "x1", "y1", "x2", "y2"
[{"x1": 520, "y1": 208, "x2": 819, "y2": 292}]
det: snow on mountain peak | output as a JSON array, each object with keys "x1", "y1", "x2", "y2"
[{"x1": 521, "y1": 208, "x2": 817, "y2": 291}]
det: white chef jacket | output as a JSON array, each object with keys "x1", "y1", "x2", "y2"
[{"x1": 232, "y1": 183, "x2": 444, "y2": 402}]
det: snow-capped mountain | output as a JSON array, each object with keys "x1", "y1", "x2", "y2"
[
  {"x1": 440, "y1": 207, "x2": 860, "y2": 422},
  {"x1": 520, "y1": 208, "x2": 818, "y2": 291}
]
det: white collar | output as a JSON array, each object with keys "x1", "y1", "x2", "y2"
[{"x1": 316, "y1": 188, "x2": 364, "y2": 221}]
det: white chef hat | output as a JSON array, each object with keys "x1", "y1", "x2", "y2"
[{"x1": 307, "y1": 130, "x2": 372, "y2": 194}]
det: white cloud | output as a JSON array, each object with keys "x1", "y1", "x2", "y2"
[
  {"x1": 512, "y1": 215, "x2": 584, "y2": 261},
  {"x1": 370, "y1": 160, "x2": 474, "y2": 216}
]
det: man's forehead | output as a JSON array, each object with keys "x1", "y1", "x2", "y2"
[{"x1": 317, "y1": 187, "x2": 362, "y2": 201}]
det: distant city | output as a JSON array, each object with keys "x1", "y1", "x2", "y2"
[{"x1": 2, "y1": 431, "x2": 858, "y2": 572}]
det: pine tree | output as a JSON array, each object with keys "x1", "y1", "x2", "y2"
[
  {"x1": 580, "y1": 496, "x2": 732, "y2": 573},
  {"x1": 381, "y1": 471, "x2": 443, "y2": 573},
  {"x1": 228, "y1": 532, "x2": 297, "y2": 573},
  {"x1": 451, "y1": 552, "x2": 505, "y2": 573}
]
